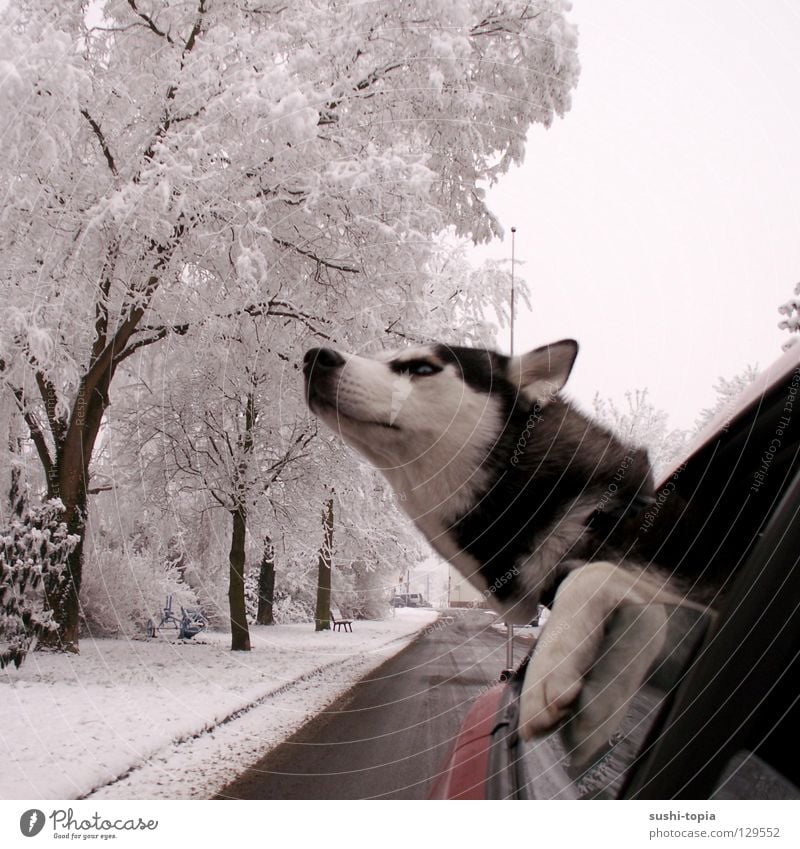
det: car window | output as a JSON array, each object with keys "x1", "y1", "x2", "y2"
[
  {"x1": 704, "y1": 638, "x2": 800, "y2": 800},
  {"x1": 712, "y1": 751, "x2": 800, "y2": 800},
  {"x1": 516, "y1": 368, "x2": 800, "y2": 800},
  {"x1": 659, "y1": 371, "x2": 800, "y2": 601}
]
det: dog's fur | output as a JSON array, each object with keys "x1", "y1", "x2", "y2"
[{"x1": 303, "y1": 340, "x2": 703, "y2": 752}]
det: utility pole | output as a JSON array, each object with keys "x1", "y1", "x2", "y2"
[
  {"x1": 502, "y1": 226, "x2": 517, "y2": 682},
  {"x1": 510, "y1": 226, "x2": 516, "y2": 356}
]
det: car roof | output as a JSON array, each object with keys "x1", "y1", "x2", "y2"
[{"x1": 661, "y1": 343, "x2": 800, "y2": 480}]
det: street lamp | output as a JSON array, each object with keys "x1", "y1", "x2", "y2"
[
  {"x1": 502, "y1": 226, "x2": 517, "y2": 682},
  {"x1": 510, "y1": 226, "x2": 516, "y2": 357}
]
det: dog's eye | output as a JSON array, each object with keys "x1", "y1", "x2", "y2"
[{"x1": 394, "y1": 360, "x2": 441, "y2": 377}]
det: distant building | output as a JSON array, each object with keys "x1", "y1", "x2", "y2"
[{"x1": 448, "y1": 566, "x2": 489, "y2": 608}]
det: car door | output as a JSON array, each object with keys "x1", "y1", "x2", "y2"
[{"x1": 499, "y1": 359, "x2": 800, "y2": 799}]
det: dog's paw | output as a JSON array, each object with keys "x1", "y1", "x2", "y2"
[
  {"x1": 518, "y1": 570, "x2": 609, "y2": 741},
  {"x1": 519, "y1": 656, "x2": 585, "y2": 739},
  {"x1": 563, "y1": 605, "x2": 668, "y2": 764},
  {"x1": 519, "y1": 600, "x2": 669, "y2": 770},
  {"x1": 517, "y1": 561, "x2": 680, "y2": 748}
]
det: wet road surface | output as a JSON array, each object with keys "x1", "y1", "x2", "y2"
[{"x1": 217, "y1": 610, "x2": 532, "y2": 799}]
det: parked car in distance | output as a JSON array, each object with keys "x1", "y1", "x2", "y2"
[
  {"x1": 391, "y1": 593, "x2": 431, "y2": 608},
  {"x1": 430, "y1": 345, "x2": 800, "y2": 800}
]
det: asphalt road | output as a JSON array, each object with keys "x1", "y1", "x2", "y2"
[{"x1": 216, "y1": 610, "x2": 533, "y2": 800}]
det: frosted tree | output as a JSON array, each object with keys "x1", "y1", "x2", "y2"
[
  {"x1": 330, "y1": 471, "x2": 428, "y2": 618},
  {"x1": 592, "y1": 390, "x2": 687, "y2": 480},
  {"x1": 125, "y1": 317, "x2": 316, "y2": 650},
  {"x1": 0, "y1": 0, "x2": 579, "y2": 649},
  {"x1": 778, "y1": 282, "x2": 800, "y2": 351},
  {"x1": 694, "y1": 365, "x2": 760, "y2": 434}
]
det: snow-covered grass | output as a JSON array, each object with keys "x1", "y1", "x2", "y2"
[{"x1": 1, "y1": 608, "x2": 437, "y2": 800}]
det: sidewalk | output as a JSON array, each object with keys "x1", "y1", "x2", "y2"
[{"x1": 1, "y1": 609, "x2": 438, "y2": 800}]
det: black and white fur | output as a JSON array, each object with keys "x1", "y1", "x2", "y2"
[{"x1": 303, "y1": 340, "x2": 701, "y2": 752}]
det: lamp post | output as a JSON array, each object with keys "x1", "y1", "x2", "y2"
[
  {"x1": 502, "y1": 226, "x2": 517, "y2": 681},
  {"x1": 510, "y1": 226, "x2": 516, "y2": 356}
]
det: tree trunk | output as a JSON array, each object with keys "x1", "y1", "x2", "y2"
[
  {"x1": 314, "y1": 497, "x2": 334, "y2": 632},
  {"x1": 228, "y1": 505, "x2": 252, "y2": 651},
  {"x1": 40, "y1": 378, "x2": 109, "y2": 652},
  {"x1": 42, "y1": 495, "x2": 86, "y2": 651},
  {"x1": 40, "y1": 468, "x2": 90, "y2": 651},
  {"x1": 256, "y1": 533, "x2": 275, "y2": 626},
  {"x1": 8, "y1": 435, "x2": 25, "y2": 518}
]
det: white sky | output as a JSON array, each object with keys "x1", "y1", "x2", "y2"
[{"x1": 474, "y1": 0, "x2": 800, "y2": 428}]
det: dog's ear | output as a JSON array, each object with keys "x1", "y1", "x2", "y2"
[{"x1": 508, "y1": 339, "x2": 578, "y2": 405}]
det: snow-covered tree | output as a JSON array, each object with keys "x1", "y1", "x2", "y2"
[
  {"x1": 778, "y1": 282, "x2": 800, "y2": 351},
  {"x1": 694, "y1": 365, "x2": 759, "y2": 434},
  {"x1": 0, "y1": 0, "x2": 578, "y2": 649},
  {"x1": 592, "y1": 389, "x2": 687, "y2": 480},
  {"x1": 123, "y1": 317, "x2": 315, "y2": 649}
]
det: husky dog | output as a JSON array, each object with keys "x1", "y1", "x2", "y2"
[{"x1": 303, "y1": 341, "x2": 699, "y2": 752}]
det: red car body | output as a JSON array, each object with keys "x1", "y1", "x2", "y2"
[{"x1": 428, "y1": 685, "x2": 505, "y2": 800}]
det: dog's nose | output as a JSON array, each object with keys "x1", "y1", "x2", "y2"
[{"x1": 303, "y1": 347, "x2": 345, "y2": 374}]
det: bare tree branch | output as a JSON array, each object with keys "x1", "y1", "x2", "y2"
[
  {"x1": 470, "y1": 8, "x2": 543, "y2": 38},
  {"x1": 383, "y1": 320, "x2": 427, "y2": 344},
  {"x1": 83, "y1": 275, "x2": 160, "y2": 402},
  {"x1": 112, "y1": 325, "x2": 180, "y2": 366},
  {"x1": 80, "y1": 109, "x2": 119, "y2": 176},
  {"x1": 92, "y1": 237, "x2": 121, "y2": 364},
  {"x1": 6, "y1": 382, "x2": 54, "y2": 480},
  {"x1": 33, "y1": 370, "x2": 67, "y2": 449},
  {"x1": 183, "y1": 0, "x2": 205, "y2": 54},
  {"x1": 137, "y1": 0, "x2": 206, "y2": 172},
  {"x1": 246, "y1": 299, "x2": 336, "y2": 342},
  {"x1": 118, "y1": 298, "x2": 335, "y2": 367},
  {"x1": 319, "y1": 62, "x2": 405, "y2": 125},
  {"x1": 259, "y1": 424, "x2": 318, "y2": 495},
  {"x1": 126, "y1": 0, "x2": 175, "y2": 44},
  {"x1": 271, "y1": 235, "x2": 360, "y2": 275}
]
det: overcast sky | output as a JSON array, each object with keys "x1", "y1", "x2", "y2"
[{"x1": 474, "y1": 0, "x2": 800, "y2": 428}]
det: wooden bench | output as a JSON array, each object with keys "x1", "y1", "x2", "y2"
[{"x1": 330, "y1": 607, "x2": 353, "y2": 632}]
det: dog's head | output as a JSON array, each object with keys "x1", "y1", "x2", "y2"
[{"x1": 302, "y1": 339, "x2": 578, "y2": 476}]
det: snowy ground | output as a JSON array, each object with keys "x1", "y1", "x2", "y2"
[{"x1": 1, "y1": 608, "x2": 438, "y2": 800}]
